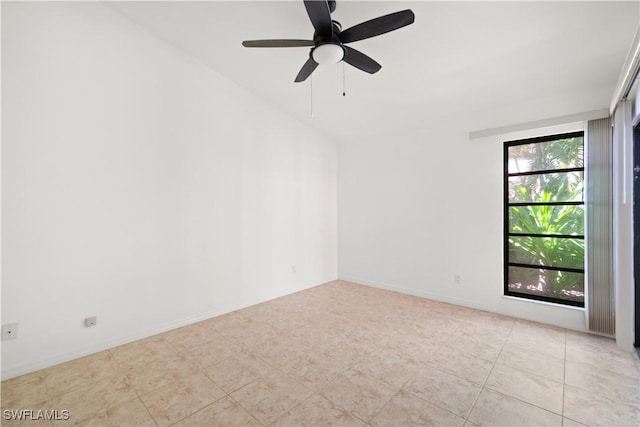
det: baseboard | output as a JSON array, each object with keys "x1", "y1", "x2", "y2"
[
  {"x1": 339, "y1": 274, "x2": 500, "y2": 312},
  {"x1": 1, "y1": 279, "x2": 328, "y2": 380},
  {"x1": 338, "y1": 274, "x2": 587, "y2": 332}
]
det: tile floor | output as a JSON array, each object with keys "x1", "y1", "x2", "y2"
[{"x1": 2, "y1": 280, "x2": 639, "y2": 426}]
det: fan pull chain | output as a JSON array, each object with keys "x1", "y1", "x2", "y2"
[
  {"x1": 342, "y1": 62, "x2": 346, "y2": 97},
  {"x1": 310, "y1": 74, "x2": 314, "y2": 118}
]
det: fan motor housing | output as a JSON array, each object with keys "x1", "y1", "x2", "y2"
[{"x1": 313, "y1": 21, "x2": 342, "y2": 43}]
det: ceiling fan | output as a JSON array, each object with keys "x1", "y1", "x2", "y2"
[{"x1": 242, "y1": 0, "x2": 415, "y2": 82}]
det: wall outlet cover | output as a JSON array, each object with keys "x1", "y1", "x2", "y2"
[{"x1": 84, "y1": 316, "x2": 97, "y2": 328}]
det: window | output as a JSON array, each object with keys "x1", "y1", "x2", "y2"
[{"x1": 504, "y1": 131, "x2": 585, "y2": 307}]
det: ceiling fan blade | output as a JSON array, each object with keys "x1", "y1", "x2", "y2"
[
  {"x1": 343, "y1": 46, "x2": 381, "y2": 74},
  {"x1": 339, "y1": 9, "x2": 415, "y2": 44},
  {"x1": 294, "y1": 57, "x2": 319, "y2": 82},
  {"x1": 304, "y1": 0, "x2": 333, "y2": 37},
  {"x1": 242, "y1": 39, "x2": 315, "y2": 48}
]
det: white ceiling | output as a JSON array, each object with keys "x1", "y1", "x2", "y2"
[{"x1": 107, "y1": 1, "x2": 639, "y2": 143}]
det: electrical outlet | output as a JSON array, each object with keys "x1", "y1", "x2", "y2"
[
  {"x1": 2, "y1": 323, "x2": 18, "y2": 340},
  {"x1": 84, "y1": 316, "x2": 97, "y2": 328},
  {"x1": 291, "y1": 265, "x2": 297, "y2": 273},
  {"x1": 454, "y1": 274, "x2": 461, "y2": 284}
]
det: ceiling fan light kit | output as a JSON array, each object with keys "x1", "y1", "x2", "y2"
[
  {"x1": 312, "y1": 43, "x2": 345, "y2": 65},
  {"x1": 242, "y1": 0, "x2": 415, "y2": 82}
]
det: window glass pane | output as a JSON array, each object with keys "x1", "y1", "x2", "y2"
[
  {"x1": 509, "y1": 236, "x2": 584, "y2": 270},
  {"x1": 507, "y1": 136, "x2": 583, "y2": 173},
  {"x1": 505, "y1": 132, "x2": 585, "y2": 307},
  {"x1": 507, "y1": 266, "x2": 584, "y2": 304},
  {"x1": 508, "y1": 171, "x2": 583, "y2": 203},
  {"x1": 508, "y1": 205, "x2": 584, "y2": 235}
]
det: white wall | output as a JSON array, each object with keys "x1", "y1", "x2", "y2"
[
  {"x1": 1, "y1": 2, "x2": 337, "y2": 379},
  {"x1": 338, "y1": 119, "x2": 591, "y2": 331}
]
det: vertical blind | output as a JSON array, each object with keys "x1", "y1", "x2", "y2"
[{"x1": 586, "y1": 117, "x2": 615, "y2": 335}]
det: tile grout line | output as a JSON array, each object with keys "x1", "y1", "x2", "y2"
[
  {"x1": 304, "y1": 307, "x2": 463, "y2": 425},
  {"x1": 109, "y1": 348, "x2": 159, "y2": 427},
  {"x1": 199, "y1": 353, "x2": 277, "y2": 426},
  {"x1": 477, "y1": 328, "x2": 567, "y2": 419},
  {"x1": 463, "y1": 319, "x2": 515, "y2": 423},
  {"x1": 360, "y1": 314, "x2": 455, "y2": 424},
  {"x1": 268, "y1": 368, "x2": 320, "y2": 425},
  {"x1": 480, "y1": 387, "x2": 565, "y2": 420},
  {"x1": 232, "y1": 364, "x2": 316, "y2": 426},
  {"x1": 43, "y1": 353, "x2": 155, "y2": 427},
  {"x1": 124, "y1": 336, "x2": 230, "y2": 427},
  {"x1": 476, "y1": 329, "x2": 567, "y2": 419},
  {"x1": 370, "y1": 313, "x2": 467, "y2": 424},
  {"x1": 133, "y1": 391, "x2": 160, "y2": 427}
]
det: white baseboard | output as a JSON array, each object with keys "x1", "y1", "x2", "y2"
[
  {"x1": 339, "y1": 274, "x2": 498, "y2": 311},
  {"x1": 1, "y1": 280, "x2": 326, "y2": 380},
  {"x1": 338, "y1": 274, "x2": 587, "y2": 332}
]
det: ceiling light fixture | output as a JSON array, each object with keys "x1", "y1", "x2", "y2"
[
  {"x1": 312, "y1": 43, "x2": 344, "y2": 65},
  {"x1": 242, "y1": 1, "x2": 415, "y2": 83}
]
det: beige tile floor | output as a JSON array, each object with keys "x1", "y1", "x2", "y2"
[{"x1": 2, "y1": 280, "x2": 640, "y2": 426}]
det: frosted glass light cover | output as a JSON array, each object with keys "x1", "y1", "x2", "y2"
[{"x1": 312, "y1": 44, "x2": 344, "y2": 65}]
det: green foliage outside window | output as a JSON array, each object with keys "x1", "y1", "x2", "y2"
[{"x1": 506, "y1": 135, "x2": 584, "y2": 305}]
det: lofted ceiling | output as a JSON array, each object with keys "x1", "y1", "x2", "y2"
[{"x1": 107, "y1": 1, "x2": 639, "y2": 143}]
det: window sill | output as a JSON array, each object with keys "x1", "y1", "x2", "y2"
[{"x1": 502, "y1": 295, "x2": 586, "y2": 311}]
